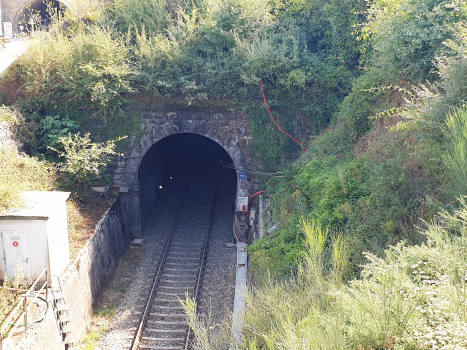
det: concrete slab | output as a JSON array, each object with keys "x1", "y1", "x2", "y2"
[
  {"x1": 0, "y1": 39, "x2": 28, "y2": 76},
  {"x1": 231, "y1": 242, "x2": 248, "y2": 347}
]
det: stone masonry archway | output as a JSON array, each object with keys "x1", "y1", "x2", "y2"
[
  {"x1": 1, "y1": 0, "x2": 70, "y2": 32},
  {"x1": 113, "y1": 104, "x2": 259, "y2": 238}
]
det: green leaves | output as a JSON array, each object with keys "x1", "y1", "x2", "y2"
[
  {"x1": 362, "y1": 0, "x2": 466, "y2": 82},
  {"x1": 36, "y1": 115, "x2": 79, "y2": 156},
  {"x1": 50, "y1": 132, "x2": 127, "y2": 187},
  {"x1": 8, "y1": 27, "x2": 132, "y2": 118}
]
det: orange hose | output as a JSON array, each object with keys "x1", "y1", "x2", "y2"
[{"x1": 261, "y1": 79, "x2": 306, "y2": 152}]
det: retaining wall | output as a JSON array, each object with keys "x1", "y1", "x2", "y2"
[{"x1": 8, "y1": 194, "x2": 131, "y2": 350}]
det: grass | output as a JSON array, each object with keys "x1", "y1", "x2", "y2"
[
  {"x1": 0, "y1": 268, "x2": 29, "y2": 338},
  {"x1": 78, "y1": 268, "x2": 127, "y2": 349},
  {"x1": 67, "y1": 193, "x2": 115, "y2": 260},
  {"x1": 79, "y1": 301, "x2": 117, "y2": 350},
  {"x1": 0, "y1": 147, "x2": 55, "y2": 214},
  {"x1": 80, "y1": 307, "x2": 113, "y2": 350},
  {"x1": 244, "y1": 202, "x2": 467, "y2": 349},
  {"x1": 182, "y1": 296, "x2": 234, "y2": 350}
]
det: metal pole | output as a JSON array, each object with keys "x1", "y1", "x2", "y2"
[
  {"x1": 45, "y1": 269, "x2": 48, "y2": 302},
  {"x1": 23, "y1": 296, "x2": 28, "y2": 333}
]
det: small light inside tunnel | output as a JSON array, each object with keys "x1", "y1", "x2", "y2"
[
  {"x1": 159, "y1": 186, "x2": 163, "y2": 189},
  {"x1": 170, "y1": 177, "x2": 173, "y2": 179}
]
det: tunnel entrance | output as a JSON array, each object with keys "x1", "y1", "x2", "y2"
[
  {"x1": 15, "y1": 0, "x2": 65, "y2": 32},
  {"x1": 137, "y1": 133, "x2": 237, "y2": 234}
]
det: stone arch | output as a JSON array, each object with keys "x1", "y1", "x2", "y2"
[
  {"x1": 114, "y1": 104, "x2": 258, "y2": 238},
  {"x1": 13, "y1": 0, "x2": 69, "y2": 31},
  {"x1": 125, "y1": 130, "x2": 243, "y2": 189},
  {"x1": 136, "y1": 132, "x2": 237, "y2": 232}
]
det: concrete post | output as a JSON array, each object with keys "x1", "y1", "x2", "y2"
[
  {"x1": 258, "y1": 194, "x2": 265, "y2": 239},
  {"x1": 127, "y1": 196, "x2": 142, "y2": 238},
  {"x1": 0, "y1": 2, "x2": 3, "y2": 36},
  {"x1": 231, "y1": 242, "x2": 248, "y2": 347}
]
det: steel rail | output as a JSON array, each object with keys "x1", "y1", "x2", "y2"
[
  {"x1": 184, "y1": 167, "x2": 220, "y2": 350},
  {"x1": 130, "y1": 171, "x2": 193, "y2": 350}
]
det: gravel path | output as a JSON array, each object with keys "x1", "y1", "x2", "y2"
[{"x1": 95, "y1": 165, "x2": 237, "y2": 350}]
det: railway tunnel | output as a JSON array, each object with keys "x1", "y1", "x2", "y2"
[
  {"x1": 137, "y1": 133, "x2": 237, "y2": 236},
  {"x1": 14, "y1": 0, "x2": 65, "y2": 31},
  {"x1": 108, "y1": 133, "x2": 241, "y2": 349}
]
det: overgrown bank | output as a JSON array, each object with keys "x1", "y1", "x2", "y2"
[{"x1": 2, "y1": 0, "x2": 467, "y2": 349}]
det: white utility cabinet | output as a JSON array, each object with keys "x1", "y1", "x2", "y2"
[{"x1": 0, "y1": 191, "x2": 70, "y2": 283}]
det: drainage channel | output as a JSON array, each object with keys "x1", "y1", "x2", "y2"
[{"x1": 130, "y1": 165, "x2": 219, "y2": 350}]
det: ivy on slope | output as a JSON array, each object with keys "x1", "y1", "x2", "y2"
[{"x1": 121, "y1": 0, "x2": 366, "y2": 169}]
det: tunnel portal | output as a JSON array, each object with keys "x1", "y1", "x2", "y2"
[
  {"x1": 137, "y1": 133, "x2": 237, "y2": 234},
  {"x1": 114, "y1": 104, "x2": 258, "y2": 238},
  {"x1": 14, "y1": 0, "x2": 64, "y2": 31}
]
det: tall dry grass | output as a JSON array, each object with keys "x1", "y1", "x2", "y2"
[{"x1": 244, "y1": 209, "x2": 467, "y2": 349}]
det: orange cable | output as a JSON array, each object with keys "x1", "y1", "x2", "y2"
[{"x1": 260, "y1": 79, "x2": 306, "y2": 152}]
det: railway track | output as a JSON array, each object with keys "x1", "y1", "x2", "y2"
[{"x1": 130, "y1": 165, "x2": 220, "y2": 350}]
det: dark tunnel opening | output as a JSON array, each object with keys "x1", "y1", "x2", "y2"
[
  {"x1": 16, "y1": 0, "x2": 64, "y2": 31},
  {"x1": 138, "y1": 133, "x2": 237, "y2": 233}
]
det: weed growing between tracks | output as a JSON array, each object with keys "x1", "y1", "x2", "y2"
[{"x1": 182, "y1": 296, "x2": 234, "y2": 350}]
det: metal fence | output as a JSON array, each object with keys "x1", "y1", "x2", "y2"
[{"x1": 0, "y1": 268, "x2": 48, "y2": 349}]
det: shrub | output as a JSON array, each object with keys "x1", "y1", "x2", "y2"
[
  {"x1": 36, "y1": 115, "x2": 79, "y2": 157},
  {"x1": 361, "y1": 0, "x2": 466, "y2": 82},
  {"x1": 110, "y1": 0, "x2": 170, "y2": 35},
  {"x1": 245, "y1": 200, "x2": 467, "y2": 349},
  {"x1": 0, "y1": 148, "x2": 55, "y2": 214},
  {"x1": 7, "y1": 27, "x2": 132, "y2": 118},
  {"x1": 50, "y1": 132, "x2": 126, "y2": 191}
]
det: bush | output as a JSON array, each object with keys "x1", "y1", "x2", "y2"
[
  {"x1": 36, "y1": 115, "x2": 79, "y2": 157},
  {"x1": 7, "y1": 27, "x2": 132, "y2": 118},
  {"x1": 245, "y1": 200, "x2": 467, "y2": 349},
  {"x1": 50, "y1": 132, "x2": 126, "y2": 191},
  {"x1": 0, "y1": 148, "x2": 55, "y2": 214},
  {"x1": 361, "y1": 0, "x2": 466, "y2": 82}
]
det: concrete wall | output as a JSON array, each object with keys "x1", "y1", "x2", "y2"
[
  {"x1": 137, "y1": 145, "x2": 168, "y2": 233},
  {"x1": 46, "y1": 198, "x2": 70, "y2": 281},
  {"x1": 6, "y1": 195, "x2": 131, "y2": 350}
]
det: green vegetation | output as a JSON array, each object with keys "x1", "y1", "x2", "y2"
[
  {"x1": 2, "y1": 0, "x2": 367, "y2": 170},
  {"x1": 50, "y1": 132, "x2": 126, "y2": 191},
  {"x1": 0, "y1": 147, "x2": 55, "y2": 213},
  {"x1": 0, "y1": 107, "x2": 55, "y2": 214},
  {"x1": 2, "y1": 0, "x2": 467, "y2": 348},
  {"x1": 250, "y1": 0, "x2": 467, "y2": 281},
  {"x1": 245, "y1": 202, "x2": 467, "y2": 349},
  {"x1": 80, "y1": 304, "x2": 114, "y2": 350}
]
